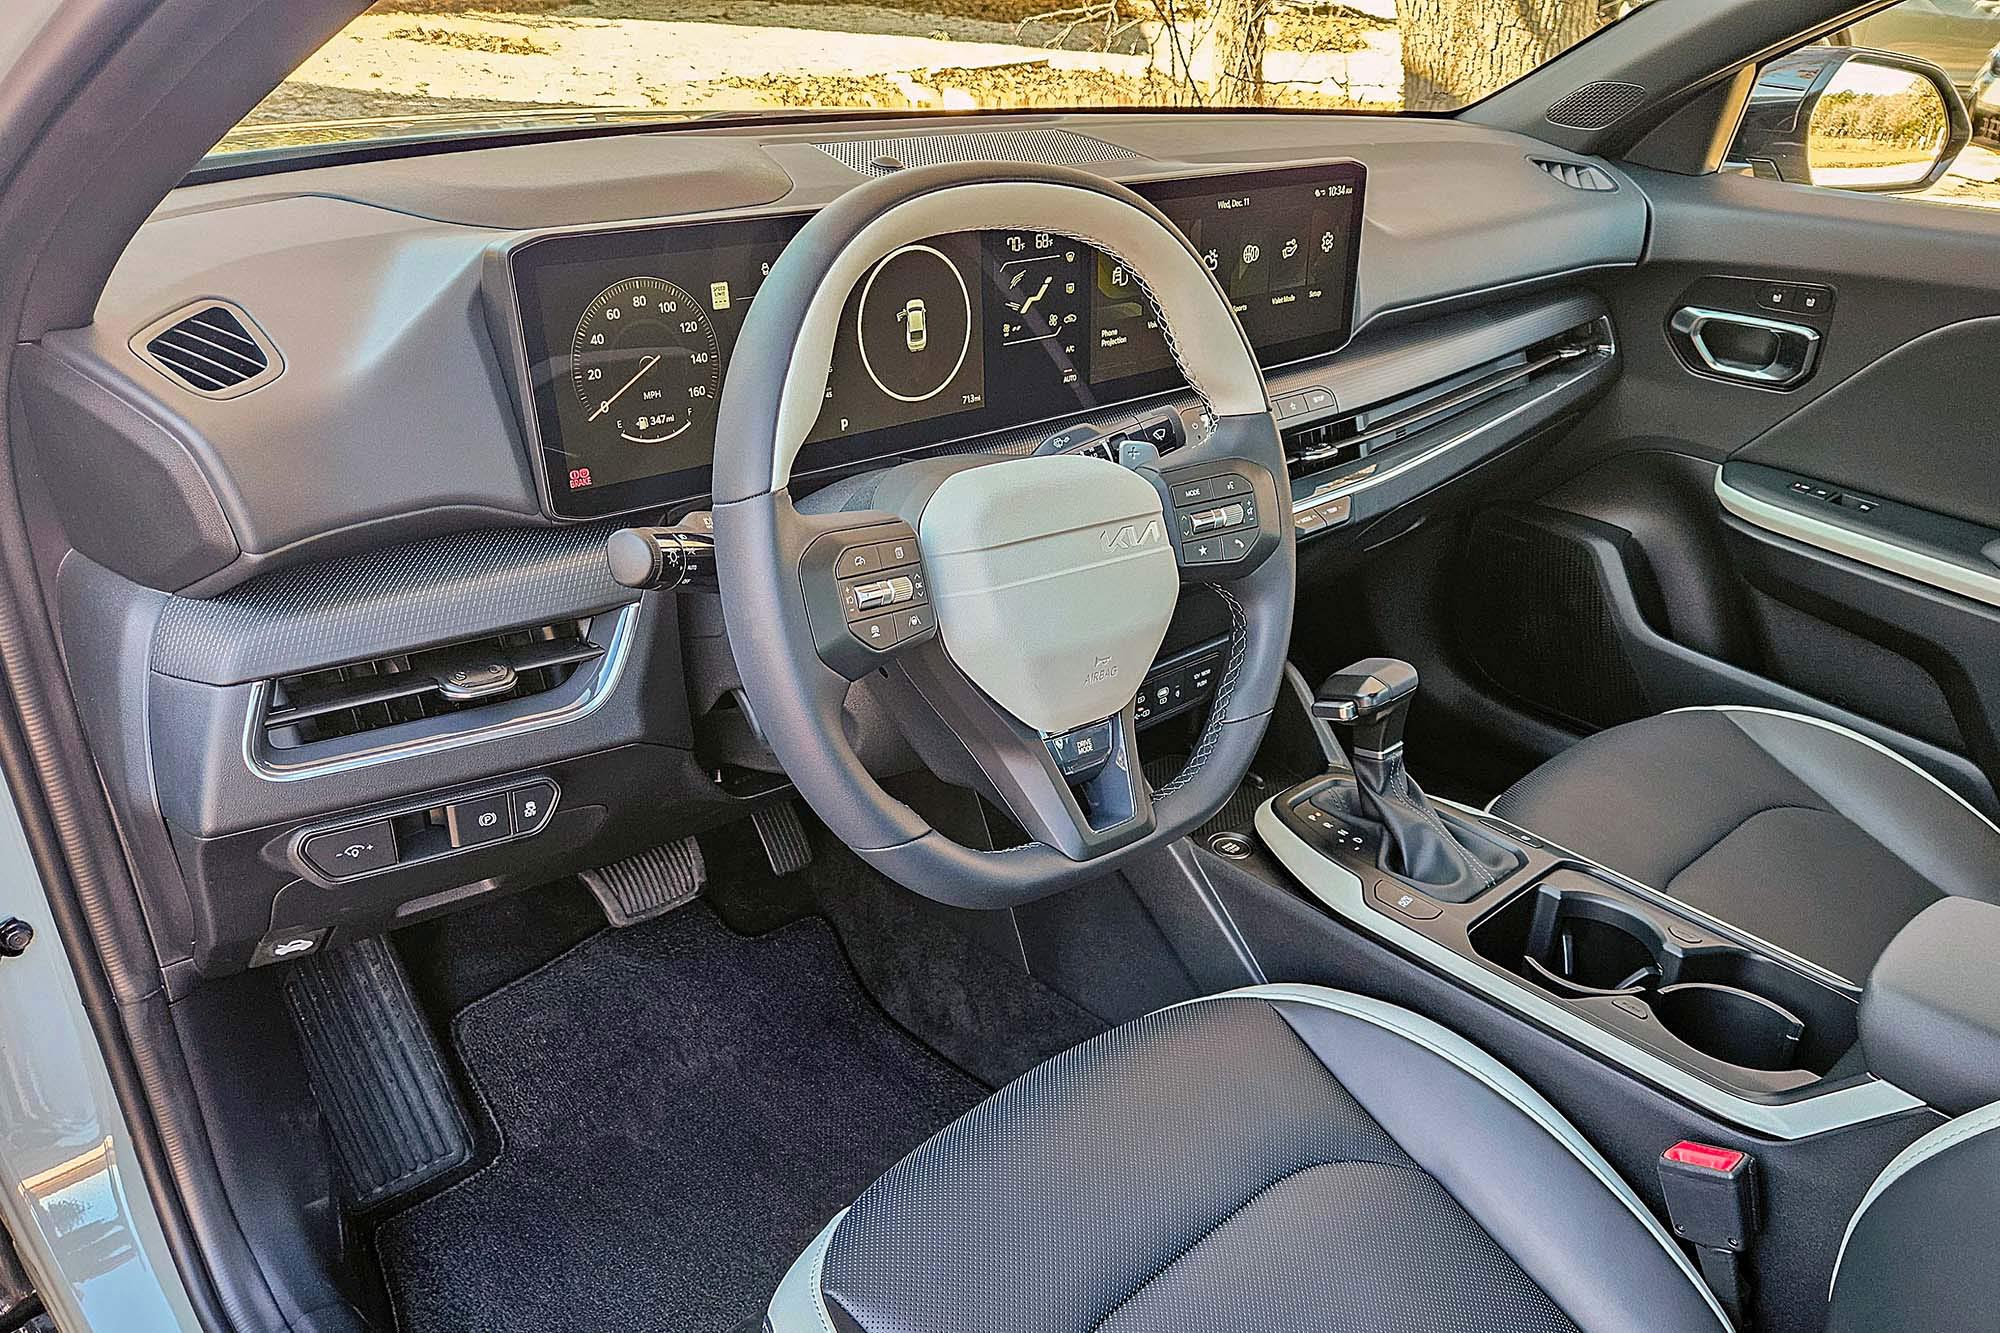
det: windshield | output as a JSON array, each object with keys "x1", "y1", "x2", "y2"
[{"x1": 211, "y1": 0, "x2": 1665, "y2": 162}]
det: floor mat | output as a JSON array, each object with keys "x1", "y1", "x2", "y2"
[{"x1": 375, "y1": 904, "x2": 986, "y2": 1333}]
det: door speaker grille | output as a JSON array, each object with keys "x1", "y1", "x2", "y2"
[
  {"x1": 1545, "y1": 82, "x2": 1646, "y2": 130},
  {"x1": 814, "y1": 127, "x2": 1138, "y2": 175}
]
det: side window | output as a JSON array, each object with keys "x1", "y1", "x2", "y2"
[{"x1": 1727, "y1": 0, "x2": 2000, "y2": 210}]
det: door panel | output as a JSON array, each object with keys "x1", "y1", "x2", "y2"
[{"x1": 1422, "y1": 165, "x2": 2000, "y2": 814}]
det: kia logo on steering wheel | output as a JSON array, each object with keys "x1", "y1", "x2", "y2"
[{"x1": 1101, "y1": 519, "x2": 1162, "y2": 551}]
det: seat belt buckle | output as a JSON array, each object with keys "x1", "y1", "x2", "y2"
[{"x1": 1659, "y1": 1141, "x2": 1758, "y2": 1324}]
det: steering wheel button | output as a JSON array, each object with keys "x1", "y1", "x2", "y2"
[
  {"x1": 899, "y1": 605, "x2": 935, "y2": 637},
  {"x1": 879, "y1": 536, "x2": 920, "y2": 568},
  {"x1": 1220, "y1": 533, "x2": 1253, "y2": 561},
  {"x1": 852, "y1": 578, "x2": 899, "y2": 612},
  {"x1": 1171, "y1": 480, "x2": 1212, "y2": 507},
  {"x1": 851, "y1": 613, "x2": 901, "y2": 650},
  {"x1": 840, "y1": 543, "x2": 883, "y2": 576}
]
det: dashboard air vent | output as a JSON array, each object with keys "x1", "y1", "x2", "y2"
[
  {"x1": 131, "y1": 300, "x2": 282, "y2": 399},
  {"x1": 814, "y1": 128, "x2": 1138, "y2": 176},
  {"x1": 1531, "y1": 158, "x2": 1618, "y2": 192},
  {"x1": 262, "y1": 619, "x2": 605, "y2": 749}
]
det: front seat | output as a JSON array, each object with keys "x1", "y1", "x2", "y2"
[
  {"x1": 771, "y1": 985, "x2": 1730, "y2": 1333},
  {"x1": 1489, "y1": 707, "x2": 2000, "y2": 982}
]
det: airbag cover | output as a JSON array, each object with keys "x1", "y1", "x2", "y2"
[{"x1": 919, "y1": 455, "x2": 1177, "y2": 735}]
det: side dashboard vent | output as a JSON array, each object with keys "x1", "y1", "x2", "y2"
[
  {"x1": 261, "y1": 619, "x2": 605, "y2": 749},
  {"x1": 1544, "y1": 81, "x2": 1645, "y2": 130},
  {"x1": 1531, "y1": 158, "x2": 1618, "y2": 192},
  {"x1": 132, "y1": 301, "x2": 282, "y2": 399}
]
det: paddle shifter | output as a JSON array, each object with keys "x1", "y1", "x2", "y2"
[{"x1": 1312, "y1": 658, "x2": 1518, "y2": 902}]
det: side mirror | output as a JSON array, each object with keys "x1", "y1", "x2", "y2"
[{"x1": 1729, "y1": 46, "x2": 1971, "y2": 194}]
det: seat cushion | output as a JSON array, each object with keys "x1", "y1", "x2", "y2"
[
  {"x1": 769, "y1": 985, "x2": 1726, "y2": 1333},
  {"x1": 1490, "y1": 707, "x2": 2000, "y2": 982}
]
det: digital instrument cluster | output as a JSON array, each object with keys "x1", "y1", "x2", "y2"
[{"x1": 505, "y1": 162, "x2": 1366, "y2": 519}]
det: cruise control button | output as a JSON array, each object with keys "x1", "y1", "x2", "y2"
[
  {"x1": 838, "y1": 543, "x2": 881, "y2": 577},
  {"x1": 304, "y1": 820, "x2": 397, "y2": 877},
  {"x1": 878, "y1": 534, "x2": 920, "y2": 568},
  {"x1": 446, "y1": 794, "x2": 513, "y2": 848},
  {"x1": 851, "y1": 613, "x2": 901, "y2": 650}
]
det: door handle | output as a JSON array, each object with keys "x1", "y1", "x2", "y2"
[{"x1": 1670, "y1": 306, "x2": 1822, "y2": 389}]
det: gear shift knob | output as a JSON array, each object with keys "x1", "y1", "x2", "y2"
[{"x1": 1313, "y1": 657, "x2": 1418, "y2": 757}]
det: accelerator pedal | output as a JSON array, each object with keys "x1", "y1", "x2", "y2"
[
  {"x1": 752, "y1": 799, "x2": 814, "y2": 876},
  {"x1": 580, "y1": 837, "x2": 706, "y2": 927},
  {"x1": 283, "y1": 936, "x2": 473, "y2": 1209}
]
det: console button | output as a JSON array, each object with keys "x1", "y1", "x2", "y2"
[
  {"x1": 1186, "y1": 655, "x2": 1220, "y2": 698},
  {"x1": 851, "y1": 613, "x2": 901, "y2": 650},
  {"x1": 837, "y1": 543, "x2": 882, "y2": 577},
  {"x1": 446, "y1": 794, "x2": 513, "y2": 848},
  {"x1": 1368, "y1": 879, "x2": 1443, "y2": 922},
  {"x1": 509, "y1": 781, "x2": 558, "y2": 834},
  {"x1": 1795, "y1": 284, "x2": 1834, "y2": 316},
  {"x1": 1301, "y1": 387, "x2": 1335, "y2": 413},
  {"x1": 1295, "y1": 507, "x2": 1326, "y2": 533},
  {"x1": 1317, "y1": 495, "x2": 1353, "y2": 527},
  {"x1": 304, "y1": 820, "x2": 397, "y2": 877}
]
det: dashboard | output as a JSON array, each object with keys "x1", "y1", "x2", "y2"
[
  {"x1": 505, "y1": 162, "x2": 1366, "y2": 518},
  {"x1": 31, "y1": 112, "x2": 1643, "y2": 978}
]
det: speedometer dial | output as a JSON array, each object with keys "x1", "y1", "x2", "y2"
[{"x1": 571, "y1": 277, "x2": 720, "y2": 448}]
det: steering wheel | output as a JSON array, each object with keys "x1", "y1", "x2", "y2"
[{"x1": 712, "y1": 163, "x2": 1294, "y2": 909}]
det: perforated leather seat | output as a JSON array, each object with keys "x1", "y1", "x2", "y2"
[
  {"x1": 769, "y1": 985, "x2": 1729, "y2": 1333},
  {"x1": 1489, "y1": 707, "x2": 2000, "y2": 983}
]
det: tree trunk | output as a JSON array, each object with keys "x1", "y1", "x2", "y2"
[
  {"x1": 1208, "y1": 0, "x2": 1269, "y2": 105},
  {"x1": 1397, "y1": 0, "x2": 1599, "y2": 113}
]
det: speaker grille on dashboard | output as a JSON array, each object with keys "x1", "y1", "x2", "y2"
[
  {"x1": 1544, "y1": 81, "x2": 1646, "y2": 130},
  {"x1": 814, "y1": 127, "x2": 1139, "y2": 175}
]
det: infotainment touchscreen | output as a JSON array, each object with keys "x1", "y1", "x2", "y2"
[{"x1": 507, "y1": 161, "x2": 1365, "y2": 519}]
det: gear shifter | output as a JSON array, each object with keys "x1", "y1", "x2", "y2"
[{"x1": 1313, "y1": 658, "x2": 1519, "y2": 902}]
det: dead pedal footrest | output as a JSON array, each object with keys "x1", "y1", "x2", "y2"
[
  {"x1": 752, "y1": 799, "x2": 814, "y2": 876},
  {"x1": 580, "y1": 837, "x2": 706, "y2": 927},
  {"x1": 283, "y1": 936, "x2": 474, "y2": 1210}
]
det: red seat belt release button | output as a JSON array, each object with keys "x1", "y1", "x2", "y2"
[{"x1": 1658, "y1": 1140, "x2": 1759, "y2": 1325}]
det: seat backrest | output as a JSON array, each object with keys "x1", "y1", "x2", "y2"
[{"x1": 1827, "y1": 1100, "x2": 2000, "y2": 1332}]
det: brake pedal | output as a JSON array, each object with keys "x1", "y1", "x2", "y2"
[
  {"x1": 752, "y1": 799, "x2": 814, "y2": 876},
  {"x1": 580, "y1": 837, "x2": 706, "y2": 927},
  {"x1": 283, "y1": 936, "x2": 473, "y2": 1209}
]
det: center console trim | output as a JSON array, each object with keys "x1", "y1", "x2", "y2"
[{"x1": 1254, "y1": 798, "x2": 1924, "y2": 1138}]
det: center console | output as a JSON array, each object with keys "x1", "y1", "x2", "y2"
[{"x1": 1256, "y1": 659, "x2": 1925, "y2": 1138}]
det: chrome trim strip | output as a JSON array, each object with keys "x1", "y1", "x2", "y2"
[
  {"x1": 1716, "y1": 471, "x2": 2000, "y2": 610},
  {"x1": 1254, "y1": 799, "x2": 1926, "y2": 1138},
  {"x1": 241, "y1": 603, "x2": 639, "y2": 782},
  {"x1": 1292, "y1": 332, "x2": 1611, "y2": 515}
]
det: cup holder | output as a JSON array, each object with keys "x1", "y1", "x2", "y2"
[
  {"x1": 1650, "y1": 983, "x2": 1804, "y2": 1072},
  {"x1": 1471, "y1": 871, "x2": 1857, "y2": 1079}
]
